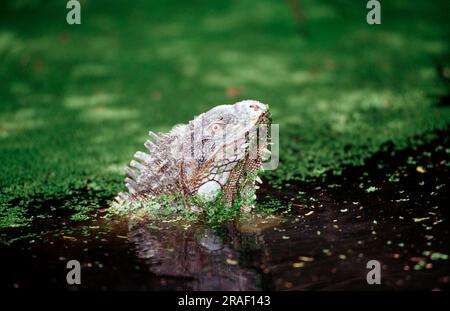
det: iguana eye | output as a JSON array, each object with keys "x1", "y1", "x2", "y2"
[{"x1": 208, "y1": 122, "x2": 224, "y2": 134}]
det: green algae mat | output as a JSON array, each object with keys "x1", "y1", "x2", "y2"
[{"x1": 1, "y1": 0, "x2": 450, "y2": 228}]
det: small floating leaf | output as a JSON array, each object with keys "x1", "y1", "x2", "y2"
[
  {"x1": 416, "y1": 166, "x2": 426, "y2": 173},
  {"x1": 226, "y1": 258, "x2": 238, "y2": 265},
  {"x1": 430, "y1": 252, "x2": 448, "y2": 261},
  {"x1": 413, "y1": 217, "x2": 429, "y2": 222},
  {"x1": 292, "y1": 262, "x2": 304, "y2": 268},
  {"x1": 322, "y1": 249, "x2": 331, "y2": 255},
  {"x1": 366, "y1": 186, "x2": 378, "y2": 193}
]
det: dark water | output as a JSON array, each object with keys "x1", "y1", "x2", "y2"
[{"x1": 1, "y1": 131, "x2": 449, "y2": 290}]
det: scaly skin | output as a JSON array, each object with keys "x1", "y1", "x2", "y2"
[{"x1": 114, "y1": 100, "x2": 270, "y2": 212}]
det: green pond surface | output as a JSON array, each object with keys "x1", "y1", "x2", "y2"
[{"x1": 1, "y1": 131, "x2": 449, "y2": 290}]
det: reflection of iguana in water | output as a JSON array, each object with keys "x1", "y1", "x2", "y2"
[
  {"x1": 127, "y1": 224, "x2": 261, "y2": 290},
  {"x1": 114, "y1": 100, "x2": 271, "y2": 212}
]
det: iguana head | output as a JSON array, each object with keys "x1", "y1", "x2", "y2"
[
  {"x1": 118, "y1": 99, "x2": 271, "y2": 211},
  {"x1": 185, "y1": 100, "x2": 270, "y2": 202}
]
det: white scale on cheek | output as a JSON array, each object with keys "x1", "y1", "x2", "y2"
[
  {"x1": 215, "y1": 171, "x2": 230, "y2": 186},
  {"x1": 196, "y1": 170, "x2": 231, "y2": 201},
  {"x1": 197, "y1": 181, "x2": 221, "y2": 201}
]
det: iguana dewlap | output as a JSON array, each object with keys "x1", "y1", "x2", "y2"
[{"x1": 115, "y1": 100, "x2": 270, "y2": 212}]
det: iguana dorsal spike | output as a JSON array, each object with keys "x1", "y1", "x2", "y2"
[
  {"x1": 144, "y1": 140, "x2": 157, "y2": 152},
  {"x1": 125, "y1": 177, "x2": 139, "y2": 190},
  {"x1": 118, "y1": 192, "x2": 128, "y2": 201},
  {"x1": 130, "y1": 160, "x2": 145, "y2": 172},
  {"x1": 134, "y1": 151, "x2": 151, "y2": 162},
  {"x1": 125, "y1": 183, "x2": 137, "y2": 194},
  {"x1": 125, "y1": 166, "x2": 139, "y2": 181},
  {"x1": 148, "y1": 131, "x2": 160, "y2": 141}
]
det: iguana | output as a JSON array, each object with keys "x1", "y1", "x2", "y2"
[{"x1": 114, "y1": 100, "x2": 271, "y2": 212}]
